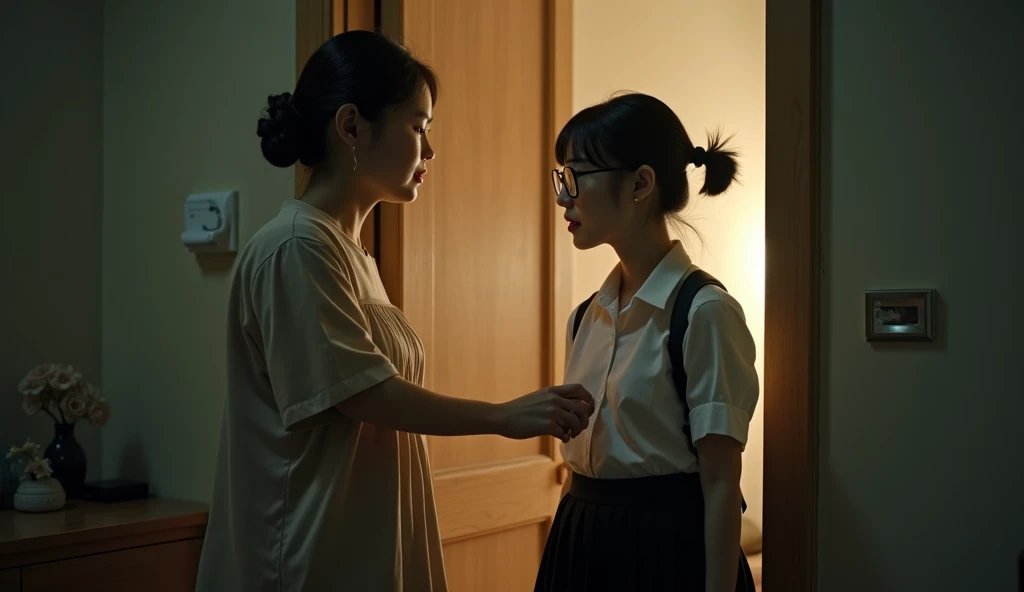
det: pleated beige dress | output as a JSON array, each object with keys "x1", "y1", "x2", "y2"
[{"x1": 196, "y1": 199, "x2": 447, "y2": 592}]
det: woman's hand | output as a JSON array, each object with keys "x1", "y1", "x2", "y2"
[{"x1": 497, "y1": 384, "x2": 595, "y2": 442}]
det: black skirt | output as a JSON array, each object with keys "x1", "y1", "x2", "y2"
[{"x1": 535, "y1": 472, "x2": 755, "y2": 592}]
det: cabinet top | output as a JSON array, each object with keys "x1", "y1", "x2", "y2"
[{"x1": 0, "y1": 497, "x2": 209, "y2": 567}]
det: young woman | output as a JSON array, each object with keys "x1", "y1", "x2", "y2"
[
  {"x1": 535, "y1": 93, "x2": 759, "y2": 592},
  {"x1": 195, "y1": 31, "x2": 594, "y2": 592}
]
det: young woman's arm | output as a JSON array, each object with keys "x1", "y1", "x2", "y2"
[
  {"x1": 697, "y1": 434, "x2": 744, "y2": 592},
  {"x1": 681, "y1": 294, "x2": 759, "y2": 592}
]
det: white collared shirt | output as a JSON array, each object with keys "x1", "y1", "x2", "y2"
[{"x1": 561, "y1": 241, "x2": 760, "y2": 478}]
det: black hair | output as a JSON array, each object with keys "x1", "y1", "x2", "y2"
[
  {"x1": 257, "y1": 30, "x2": 438, "y2": 169},
  {"x1": 555, "y1": 92, "x2": 739, "y2": 218}
]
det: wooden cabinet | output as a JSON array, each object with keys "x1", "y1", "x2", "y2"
[{"x1": 0, "y1": 498, "x2": 208, "y2": 592}]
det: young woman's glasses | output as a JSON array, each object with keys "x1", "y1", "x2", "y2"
[{"x1": 551, "y1": 166, "x2": 632, "y2": 199}]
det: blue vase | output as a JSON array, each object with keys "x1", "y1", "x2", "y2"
[{"x1": 45, "y1": 423, "x2": 87, "y2": 497}]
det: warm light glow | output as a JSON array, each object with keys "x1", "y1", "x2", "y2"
[{"x1": 571, "y1": 0, "x2": 766, "y2": 533}]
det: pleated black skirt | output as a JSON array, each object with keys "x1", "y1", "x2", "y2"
[{"x1": 535, "y1": 472, "x2": 755, "y2": 592}]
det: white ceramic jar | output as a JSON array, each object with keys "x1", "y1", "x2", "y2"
[{"x1": 13, "y1": 477, "x2": 67, "y2": 513}]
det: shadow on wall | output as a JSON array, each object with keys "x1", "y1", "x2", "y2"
[
  {"x1": 818, "y1": 207, "x2": 883, "y2": 589},
  {"x1": 816, "y1": 18, "x2": 883, "y2": 583},
  {"x1": 116, "y1": 434, "x2": 150, "y2": 487},
  {"x1": 194, "y1": 252, "x2": 238, "y2": 276}
]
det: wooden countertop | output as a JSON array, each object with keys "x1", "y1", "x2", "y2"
[{"x1": 0, "y1": 498, "x2": 209, "y2": 569}]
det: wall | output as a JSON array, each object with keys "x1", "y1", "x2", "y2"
[
  {"x1": 572, "y1": 0, "x2": 766, "y2": 529},
  {"x1": 0, "y1": 1, "x2": 104, "y2": 480},
  {"x1": 820, "y1": 1, "x2": 1024, "y2": 590},
  {"x1": 101, "y1": 0, "x2": 294, "y2": 501}
]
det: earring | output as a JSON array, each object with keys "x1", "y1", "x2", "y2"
[{"x1": 352, "y1": 146, "x2": 358, "y2": 171}]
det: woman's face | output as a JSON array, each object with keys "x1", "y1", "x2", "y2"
[
  {"x1": 344, "y1": 82, "x2": 435, "y2": 203},
  {"x1": 554, "y1": 148, "x2": 655, "y2": 251}
]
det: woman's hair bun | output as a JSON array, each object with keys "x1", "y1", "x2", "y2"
[{"x1": 257, "y1": 92, "x2": 303, "y2": 168}]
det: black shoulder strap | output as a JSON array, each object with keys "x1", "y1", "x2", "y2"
[
  {"x1": 668, "y1": 269, "x2": 725, "y2": 408},
  {"x1": 571, "y1": 292, "x2": 598, "y2": 341},
  {"x1": 668, "y1": 269, "x2": 747, "y2": 513}
]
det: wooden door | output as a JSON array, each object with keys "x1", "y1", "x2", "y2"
[{"x1": 376, "y1": 1, "x2": 573, "y2": 590}]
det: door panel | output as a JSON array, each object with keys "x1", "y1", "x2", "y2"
[
  {"x1": 378, "y1": 0, "x2": 572, "y2": 589},
  {"x1": 443, "y1": 525, "x2": 547, "y2": 591}
]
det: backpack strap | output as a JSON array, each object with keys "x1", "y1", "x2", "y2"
[
  {"x1": 668, "y1": 269, "x2": 725, "y2": 456},
  {"x1": 668, "y1": 269, "x2": 747, "y2": 513},
  {"x1": 571, "y1": 292, "x2": 598, "y2": 342}
]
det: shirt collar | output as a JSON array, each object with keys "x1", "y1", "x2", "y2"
[{"x1": 595, "y1": 241, "x2": 693, "y2": 310}]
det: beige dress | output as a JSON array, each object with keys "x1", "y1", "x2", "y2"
[{"x1": 196, "y1": 199, "x2": 447, "y2": 592}]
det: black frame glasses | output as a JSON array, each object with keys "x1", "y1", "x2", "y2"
[{"x1": 551, "y1": 166, "x2": 633, "y2": 199}]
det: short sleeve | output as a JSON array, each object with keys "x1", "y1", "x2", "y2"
[
  {"x1": 251, "y1": 238, "x2": 399, "y2": 431},
  {"x1": 682, "y1": 297, "x2": 760, "y2": 448}
]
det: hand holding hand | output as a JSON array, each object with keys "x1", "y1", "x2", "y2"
[{"x1": 498, "y1": 384, "x2": 595, "y2": 442}]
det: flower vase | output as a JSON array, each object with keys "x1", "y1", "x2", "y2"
[
  {"x1": 14, "y1": 477, "x2": 66, "y2": 512},
  {"x1": 45, "y1": 422, "x2": 87, "y2": 497}
]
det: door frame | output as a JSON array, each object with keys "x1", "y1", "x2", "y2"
[
  {"x1": 762, "y1": 1, "x2": 821, "y2": 590},
  {"x1": 295, "y1": 1, "x2": 821, "y2": 590}
]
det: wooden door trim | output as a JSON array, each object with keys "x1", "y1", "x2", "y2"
[
  {"x1": 294, "y1": 0, "x2": 334, "y2": 201},
  {"x1": 763, "y1": 0, "x2": 821, "y2": 591},
  {"x1": 295, "y1": 0, "x2": 377, "y2": 256},
  {"x1": 546, "y1": 0, "x2": 574, "y2": 470},
  {"x1": 296, "y1": 0, "x2": 374, "y2": 83},
  {"x1": 546, "y1": 0, "x2": 573, "y2": 390}
]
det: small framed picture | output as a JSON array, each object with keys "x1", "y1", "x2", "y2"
[{"x1": 865, "y1": 289, "x2": 935, "y2": 342}]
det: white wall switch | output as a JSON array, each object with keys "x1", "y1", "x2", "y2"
[{"x1": 180, "y1": 191, "x2": 238, "y2": 253}]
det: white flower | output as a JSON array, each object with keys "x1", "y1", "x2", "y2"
[
  {"x1": 26, "y1": 364, "x2": 57, "y2": 382},
  {"x1": 83, "y1": 383, "x2": 102, "y2": 401},
  {"x1": 49, "y1": 366, "x2": 79, "y2": 391},
  {"x1": 24, "y1": 458, "x2": 53, "y2": 480},
  {"x1": 18, "y1": 375, "x2": 47, "y2": 396},
  {"x1": 22, "y1": 394, "x2": 42, "y2": 416},
  {"x1": 87, "y1": 398, "x2": 111, "y2": 427},
  {"x1": 6, "y1": 438, "x2": 42, "y2": 460},
  {"x1": 60, "y1": 390, "x2": 90, "y2": 421},
  {"x1": 20, "y1": 439, "x2": 41, "y2": 459}
]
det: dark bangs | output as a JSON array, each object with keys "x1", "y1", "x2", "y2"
[{"x1": 555, "y1": 102, "x2": 628, "y2": 168}]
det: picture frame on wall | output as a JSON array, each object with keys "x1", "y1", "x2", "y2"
[{"x1": 865, "y1": 289, "x2": 935, "y2": 342}]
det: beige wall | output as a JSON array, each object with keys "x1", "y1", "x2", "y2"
[
  {"x1": 101, "y1": 0, "x2": 295, "y2": 501},
  {"x1": 572, "y1": 0, "x2": 766, "y2": 529},
  {"x1": 0, "y1": 1, "x2": 104, "y2": 480},
  {"x1": 819, "y1": 1, "x2": 1023, "y2": 590}
]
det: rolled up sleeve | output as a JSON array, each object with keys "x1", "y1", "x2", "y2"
[{"x1": 682, "y1": 298, "x2": 760, "y2": 448}]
